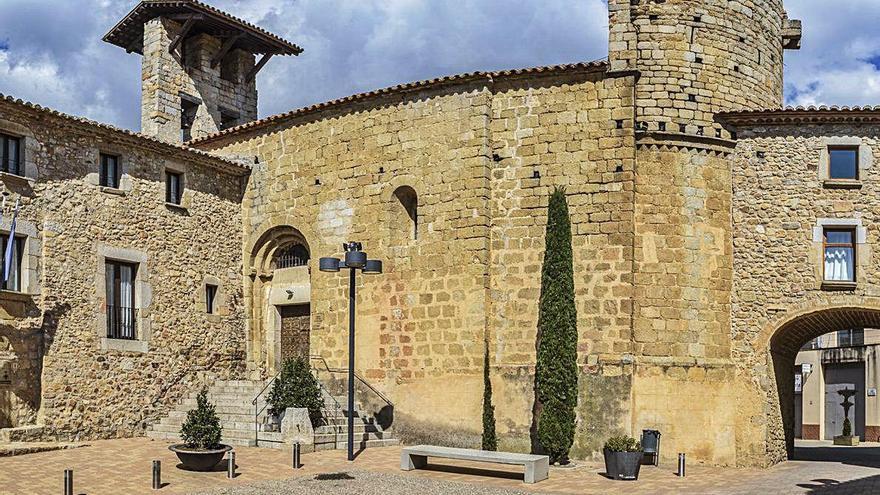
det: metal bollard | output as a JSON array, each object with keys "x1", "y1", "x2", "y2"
[
  {"x1": 227, "y1": 451, "x2": 236, "y2": 479},
  {"x1": 63, "y1": 469, "x2": 73, "y2": 495},
  {"x1": 677, "y1": 453, "x2": 686, "y2": 477},
  {"x1": 152, "y1": 460, "x2": 161, "y2": 490},
  {"x1": 292, "y1": 441, "x2": 301, "y2": 469}
]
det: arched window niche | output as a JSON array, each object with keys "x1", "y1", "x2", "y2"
[{"x1": 391, "y1": 185, "x2": 418, "y2": 242}]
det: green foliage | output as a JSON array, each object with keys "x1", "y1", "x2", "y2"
[
  {"x1": 604, "y1": 435, "x2": 643, "y2": 453},
  {"x1": 534, "y1": 187, "x2": 578, "y2": 464},
  {"x1": 180, "y1": 387, "x2": 222, "y2": 450},
  {"x1": 267, "y1": 357, "x2": 325, "y2": 425},
  {"x1": 843, "y1": 417, "x2": 853, "y2": 437},
  {"x1": 481, "y1": 348, "x2": 497, "y2": 451}
]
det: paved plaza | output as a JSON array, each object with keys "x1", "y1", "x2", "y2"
[{"x1": 0, "y1": 438, "x2": 878, "y2": 494}]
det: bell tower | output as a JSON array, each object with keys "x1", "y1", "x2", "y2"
[{"x1": 104, "y1": 0, "x2": 302, "y2": 143}]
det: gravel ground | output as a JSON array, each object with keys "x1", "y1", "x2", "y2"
[{"x1": 193, "y1": 470, "x2": 536, "y2": 495}]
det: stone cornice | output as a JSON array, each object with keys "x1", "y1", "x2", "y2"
[
  {"x1": 717, "y1": 106, "x2": 880, "y2": 127},
  {"x1": 636, "y1": 131, "x2": 737, "y2": 155}
]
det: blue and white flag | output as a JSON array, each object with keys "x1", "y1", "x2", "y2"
[{"x1": 4, "y1": 198, "x2": 19, "y2": 284}]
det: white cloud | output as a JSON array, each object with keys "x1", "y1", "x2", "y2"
[{"x1": 1, "y1": 0, "x2": 880, "y2": 130}]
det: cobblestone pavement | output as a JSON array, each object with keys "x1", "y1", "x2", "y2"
[{"x1": 0, "y1": 438, "x2": 878, "y2": 494}]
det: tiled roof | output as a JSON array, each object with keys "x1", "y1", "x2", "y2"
[
  {"x1": 0, "y1": 94, "x2": 250, "y2": 175},
  {"x1": 717, "y1": 106, "x2": 880, "y2": 125},
  {"x1": 104, "y1": 0, "x2": 302, "y2": 56},
  {"x1": 191, "y1": 60, "x2": 610, "y2": 147}
]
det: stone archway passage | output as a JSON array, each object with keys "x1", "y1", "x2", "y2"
[
  {"x1": 771, "y1": 307, "x2": 880, "y2": 358},
  {"x1": 767, "y1": 306, "x2": 880, "y2": 461}
]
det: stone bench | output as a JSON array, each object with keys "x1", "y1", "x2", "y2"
[{"x1": 400, "y1": 445, "x2": 549, "y2": 484}]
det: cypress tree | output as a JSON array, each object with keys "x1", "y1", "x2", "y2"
[
  {"x1": 481, "y1": 347, "x2": 497, "y2": 451},
  {"x1": 534, "y1": 186, "x2": 578, "y2": 464}
]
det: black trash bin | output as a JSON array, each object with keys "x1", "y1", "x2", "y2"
[{"x1": 641, "y1": 429, "x2": 661, "y2": 466}]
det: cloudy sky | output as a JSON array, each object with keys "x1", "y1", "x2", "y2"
[{"x1": 0, "y1": 0, "x2": 879, "y2": 131}]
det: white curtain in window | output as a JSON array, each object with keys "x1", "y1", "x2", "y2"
[
  {"x1": 120, "y1": 265, "x2": 134, "y2": 338},
  {"x1": 825, "y1": 247, "x2": 854, "y2": 281}
]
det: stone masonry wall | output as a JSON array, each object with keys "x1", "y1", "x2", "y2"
[
  {"x1": 142, "y1": 18, "x2": 257, "y2": 143},
  {"x1": 731, "y1": 122, "x2": 880, "y2": 465},
  {"x1": 609, "y1": 0, "x2": 789, "y2": 136},
  {"x1": 0, "y1": 100, "x2": 247, "y2": 439},
  {"x1": 201, "y1": 69, "x2": 640, "y2": 454},
  {"x1": 487, "y1": 72, "x2": 636, "y2": 454}
]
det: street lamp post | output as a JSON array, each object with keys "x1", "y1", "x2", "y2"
[{"x1": 319, "y1": 242, "x2": 382, "y2": 461}]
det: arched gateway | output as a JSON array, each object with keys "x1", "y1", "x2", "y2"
[
  {"x1": 247, "y1": 225, "x2": 313, "y2": 375},
  {"x1": 755, "y1": 304, "x2": 880, "y2": 463}
]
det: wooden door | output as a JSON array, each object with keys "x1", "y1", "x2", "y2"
[{"x1": 279, "y1": 304, "x2": 310, "y2": 363}]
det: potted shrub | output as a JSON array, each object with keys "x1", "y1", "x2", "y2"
[
  {"x1": 603, "y1": 435, "x2": 643, "y2": 481},
  {"x1": 169, "y1": 387, "x2": 231, "y2": 471},
  {"x1": 267, "y1": 357, "x2": 325, "y2": 427}
]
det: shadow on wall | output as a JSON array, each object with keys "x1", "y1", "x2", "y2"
[
  {"x1": 392, "y1": 412, "x2": 481, "y2": 449},
  {"x1": 0, "y1": 299, "x2": 70, "y2": 429}
]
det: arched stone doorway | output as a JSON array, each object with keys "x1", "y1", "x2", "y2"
[
  {"x1": 766, "y1": 305, "x2": 880, "y2": 461},
  {"x1": 247, "y1": 226, "x2": 313, "y2": 375}
]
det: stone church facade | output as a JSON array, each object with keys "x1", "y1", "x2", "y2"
[{"x1": 0, "y1": 0, "x2": 876, "y2": 467}]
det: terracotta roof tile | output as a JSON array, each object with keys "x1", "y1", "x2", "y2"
[
  {"x1": 717, "y1": 106, "x2": 880, "y2": 125},
  {"x1": 191, "y1": 60, "x2": 610, "y2": 147},
  {"x1": 104, "y1": 0, "x2": 302, "y2": 56}
]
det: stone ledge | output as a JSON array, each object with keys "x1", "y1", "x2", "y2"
[
  {"x1": 823, "y1": 179, "x2": 862, "y2": 190},
  {"x1": 820, "y1": 281, "x2": 858, "y2": 292},
  {"x1": 100, "y1": 338, "x2": 149, "y2": 353}
]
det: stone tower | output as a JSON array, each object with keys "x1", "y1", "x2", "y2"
[
  {"x1": 608, "y1": 0, "x2": 801, "y2": 136},
  {"x1": 103, "y1": 1, "x2": 302, "y2": 143},
  {"x1": 606, "y1": 0, "x2": 802, "y2": 465}
]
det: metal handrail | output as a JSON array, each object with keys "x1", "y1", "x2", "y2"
[
  {"x1": 309, "y1": 355, "x2": 394, "y2": 407},
  {"x1": 251, "y1": 369, "x2": 282, "y2": 445}
]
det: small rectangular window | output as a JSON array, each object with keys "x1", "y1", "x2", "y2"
[
  {"x1": 0, "y1": 234, "x2": 24, "y2": 292},
  {"x1": 166, "y1": 171, "x2": 183, "y2": 205},
  {"x1": 1, "y1": 133, "x2": 21, "y2": 176},
  {"x1": 100, "y1": 153, "x2": 119, "y2": 188},
  {"x1": 106, "y1": 261, "x2": 137, "y2": 340},
  {"x1": 824, "y1": 228, "x2": 855, "y2": 282},
  {"x1": 205, "y1": 284, "x2": 218, "y2": 314},
  {"x1": 837, "y1": 329, "x2": 865, "y2": 347},
  {"x1": 828, "y1": 146, "x2": 859, "y2": 180}
]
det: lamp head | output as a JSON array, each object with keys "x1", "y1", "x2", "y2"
[
  {"x1": 363, "y1": 259, "x2": 383, "y2": 274},
  {"x1": 318, "y1": 257, "x2": 341, "y2": 272}
]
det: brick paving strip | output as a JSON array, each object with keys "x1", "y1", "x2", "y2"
[{"x1": 0, "y1": 438, "x2": 878, "y2": 495}]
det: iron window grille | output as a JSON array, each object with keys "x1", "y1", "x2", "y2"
[{"x1": 106, "y1": 261, "x2": 137, "y2": 340}]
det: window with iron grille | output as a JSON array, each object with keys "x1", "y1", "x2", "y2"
[
  {"x1": 100, "y1": 153, "x2": 120, "y2": 188},
  {"x1": 0, "y1": 133, "x2": 21, "y2": 176},
  {"x1": 272, "y1": 243, "x2": 310, "y2": 269},
  {"x1": 166, "y1": 171, "x2": 183, "y2": 205},
  {"x1": 106, "y1": 261, "x2": 137, "y2": 340},
  {"x1": 0, "y1": 234, "x2": 24, "y2": 292}
]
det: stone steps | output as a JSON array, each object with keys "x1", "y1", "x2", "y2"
[{"x1": 147, "y1": 378, "x2": 396, "y2": 453}]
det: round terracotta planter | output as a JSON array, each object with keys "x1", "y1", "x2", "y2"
[{"x1": 169, "y1": 444, "x2": 232, "y2": 471}]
